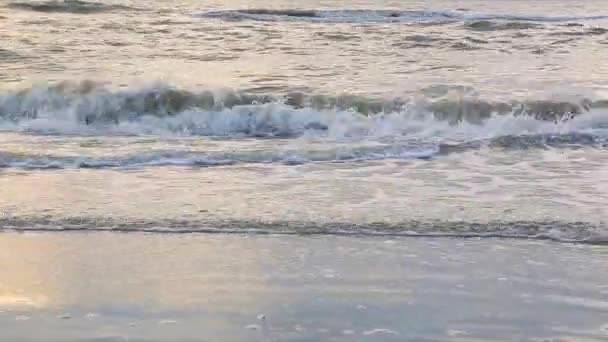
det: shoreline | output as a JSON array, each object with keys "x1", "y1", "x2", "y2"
[{"x1": 1, "y1": 232, "x2": 607, "y2": 341}]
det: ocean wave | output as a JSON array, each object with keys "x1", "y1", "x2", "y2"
[
  {"x1": 198, "y1": 9, "x2": 460, "y2": 24},
  {"x1": 0, "y1": 147, "x2": 437, "y2": 170},
  {"x1": 7, "y1": 0, "x2": 135, "y2": 14},
  {"x1": 1, "y1": 217, "x2": 605, "y2": 244},
  {"x1": 471, "y1": 13, "x2": 608, "y2": 23},
  {"x1": 465, "y1": 20, "x2": 541, "y2": 31},
  {"x1": 1, "y1": 82, "x2": 606, "y2": 136},
  {"x1": 549, "y1": 27, "x2": 608, "y2": 36},
  {"x1": 197, "y1": 9, "x2": 608, "y2": 25},
  {"x1": 1, "y1": 82, "x2": 608, "y2": 168},
  {"x1": 0, "y1": 133, "x2": 605, "y2": 170}
]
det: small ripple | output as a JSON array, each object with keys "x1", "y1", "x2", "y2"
[
  {"x1": 0, "y1": 48, "x2": 22, "y2": 63},
  {"x1": 7, "y1": 0, "x2": 136, "y2": 14},
  {"x1": 465, "y1": 20, "x2": 542, "y2": 31}
]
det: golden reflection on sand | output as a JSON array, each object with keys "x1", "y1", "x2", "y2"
[{"x1": 0, "y1": 233, "x2": 268, "y2": 312}]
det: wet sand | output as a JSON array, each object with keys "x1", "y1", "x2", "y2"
[{"x1": 1, "y1": 232, "x2": 607, "y2": 341}]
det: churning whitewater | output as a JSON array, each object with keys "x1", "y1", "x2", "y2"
[{"x1": 0, "y1": 82, "x2": 607, "y2": 170}]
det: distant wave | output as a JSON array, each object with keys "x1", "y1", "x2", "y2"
[
  {"x1": 0, "y1": 48, "x2": 22, "y2": 63},
  {"x1": 470, "y1": 13, "x2": 608, "y2": 23},
  {"x1": 1, "y1": 217, "x2": 605, "y2": 244},
  {"x1": 7, "y1": 0, "x2": 135, "y2": 14},
  {"x1": 465, "y1": 20, "x2": 542, "y2": 31},
  {"x1": 197, "y1": 8, "x2": 608, "y2": 25},
  {"x1": 198, "y1": 9, "x2": 460, "y2": 24}
]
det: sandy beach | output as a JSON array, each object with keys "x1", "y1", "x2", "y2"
[{"x1": 1, "y1": 232, "x2": 607, "y2": 341}]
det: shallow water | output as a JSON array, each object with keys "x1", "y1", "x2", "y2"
[
  {"x1": 3, "y1": 0, "x2": 608, "y2": 97},
  {"x1": 1, "y1": 233, "x2": 607, "y2": 341},
  {"x1": 1, "y1": 149, "x2": 608, "y2": 242}
]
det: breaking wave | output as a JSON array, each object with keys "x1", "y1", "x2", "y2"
[
  {"x1": 1, "y1": 217, "x2": 606, "y2": 244},
  {"x1": 2, "y1": 82, "x2": 607, "y2": 137},
  {"x1": 1, "y1": 82, "x2": 607, "y2": 169}
]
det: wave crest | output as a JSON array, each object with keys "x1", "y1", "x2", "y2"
[
  {"x1": 197, "y1": 9, "x2": 608, "y2": 25},
  {"x1": 1, "y1": 82, "x2": 607, "y2": 149},
  {"x1": 199, "y1": 9, "x2": 460, "y2": 24}
]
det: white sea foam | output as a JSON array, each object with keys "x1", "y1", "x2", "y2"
[
  {"x1": 1, "y1": 84, "x2": 607, "y2": 169},
  {"x1": 2, "y1": 84, "x2": 608, "y2": 139}
]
